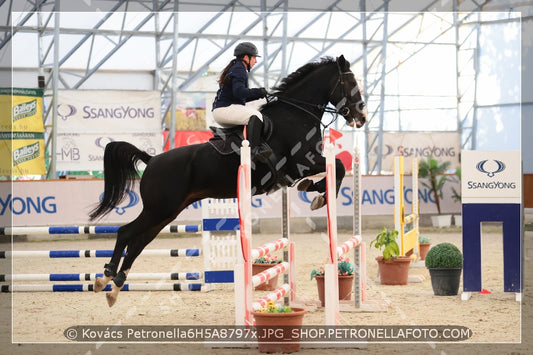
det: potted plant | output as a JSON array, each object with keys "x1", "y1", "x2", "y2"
[
  {"x1": 418, "y1": 155, "x2": 453, "y2": 227},
  {"x1": 370, "y1": 227, "x2": 411, "y2": 285},
  {"x1": 253, "y1": 254, "x2": 281, "y2": 291},
  {"x1": 450, "y1": 167, "x2": 462, "y2": 227},
  {"x1": 251, "y1": 301, "x2": 307, "y2": 353},
  {"x1": 310, "y1": 256, "x2": 355, "y2": 306},
  {"x1": 418, "y1": 235, "x2": 431, "y2": 261},
  {"x1": 425, "y1": 242, "x2": 463, "y2": 296}
]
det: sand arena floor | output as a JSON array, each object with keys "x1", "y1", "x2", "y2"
[{"x1": 0, "y1": 228, "x2": 530, "y2": 354}]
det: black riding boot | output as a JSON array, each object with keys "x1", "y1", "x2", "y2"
[{"x1": 247, "y1": 115, "x2": 273, "y2": 163}]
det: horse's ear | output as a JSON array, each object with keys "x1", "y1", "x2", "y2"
[{"x1": 337, "y1": 55, "x2": 349, "y2": 70}]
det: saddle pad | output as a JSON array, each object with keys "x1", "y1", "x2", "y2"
[{"x1": 207, "y1": 126, "x2": 245, "y2": 155}]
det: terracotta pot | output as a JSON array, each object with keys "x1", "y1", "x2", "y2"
[
  {"x1": 375, "y1": 256, "x2": 411, "y2": 285},
  {"x1": 314, "y1": 274, "x2": 354, "y2": 307},
  {"x1": 252, "y1": 307, "x2": 307, "y2": 353},
  {"x1": 252, "y1": 263, "x2": 280, "y2": 291},
  {"x1": 419, "y1": 243, "x2": 431, "y2": 261}
]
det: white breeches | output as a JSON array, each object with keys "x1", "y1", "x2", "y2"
[{"x1": 212, "y1": 104, "x2": 263, "y2": 128}]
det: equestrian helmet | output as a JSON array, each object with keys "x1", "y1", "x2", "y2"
[{"x1": 234, "y1": 42, "x2": 260, "y2": 57}]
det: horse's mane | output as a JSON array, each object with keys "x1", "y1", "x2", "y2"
[{"x1": 270, "y1": 56, "x2": 336, "y2": 95}]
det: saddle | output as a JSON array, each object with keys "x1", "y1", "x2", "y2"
[
  {"x1": 207, "y1": 117, "x2": 287, "y2": 193},
  {"x1": 208, "y1": 117, "x2": 273, "y2": 155}
]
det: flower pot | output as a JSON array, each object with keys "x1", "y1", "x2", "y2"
[
  {"x1": 430, "y1": 214, "x2": 452, "y2": 228},
  {"x1": 419, "y1": 243, "x2": 431, "y2": 261},
  {"x1": 253, "y1": 263, "x2": 280, "y2": 291},
  {"x1": 252, "y1": 307, "x2": 307, "y2": 353},
  {"x1": 428, "y1": 268, "x2": 462, "y2": 296},
  {"x1": 314, "y1": 274, "x2": 354, "y2": 307},
  {"x1": 375, "y1": 256, "x2": 411, "y2": 285}
]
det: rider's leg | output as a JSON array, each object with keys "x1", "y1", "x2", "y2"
[
  {"x1": 212, "y1": 105, "x2": 273, "y2": 162},
  {"x1": 246, "y1": 115, "x2": 273, "y2": 163}
]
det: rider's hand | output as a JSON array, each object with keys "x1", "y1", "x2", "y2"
[{"x1": 259, "y1": 87, "x2": 268, "y2": 98}]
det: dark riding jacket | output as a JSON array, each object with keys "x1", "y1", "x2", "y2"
[{"x1": 212, "y1": 60, "x2": 265, "y2": 109}]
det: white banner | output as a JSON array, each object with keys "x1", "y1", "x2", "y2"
[
  {"x1": 55, "y1": 132, "x2": 161, "y2": 171},
  {"x1": 461, "y1": 150, "x2": 522, "y2": 204},
  {"x1": 56, "y1": 90, "x2": 162, "y2": 171},
  {"x1": 368, "y1": 132, "x2": 460, "y2": 172},
  {"x1": 57, "y1": 90, "x2": 161, "y2": 133},
  {"x1": 2, "y1": 176, "x2": 460, "y2": 227}
]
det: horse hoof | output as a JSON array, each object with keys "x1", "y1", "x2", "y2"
[
  {"x1": 106, "y1": 293, "x2": 117, "y2": 307},
  {"x1": 311, "y1": 195, "x2": 326, "y2": 210},
  {"x1": 94, "y1": 277, "x2": 107, "y2": 293},
  {"x1": 297, "y1": 179, "x2": 313, "y2": 191}
]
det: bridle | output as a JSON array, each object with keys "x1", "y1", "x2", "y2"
[
  {"x1": 269, "y1": 61, "x2": 363, "y2": 129},
  {"x1": 328, "y1": 61, "x2": 362, "y2": 119}
]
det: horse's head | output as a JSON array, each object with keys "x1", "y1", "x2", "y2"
[{"x1": 329, "y1": 55, "x2": 367, "y2": 128}]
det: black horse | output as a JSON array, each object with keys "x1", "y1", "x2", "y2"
[{"x1": 89, "y1": 55, "x2": 367, "y2": 306}]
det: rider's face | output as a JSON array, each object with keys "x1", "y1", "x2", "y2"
[{"x1": 245, "y1": 55, "x2": 257, "y2": 69}]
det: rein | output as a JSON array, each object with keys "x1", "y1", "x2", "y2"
[
  {"x1": 267, "y1": 61, "x2": 358, "y2": 130},
  {"x1": 268, "y1": 95, "x2": 339, "y2": 130}
]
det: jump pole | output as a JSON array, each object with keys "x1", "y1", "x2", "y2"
[
  {"x1": 234, "y1": 140, "x2": 295, "y2": 326},
  {"x1": 1, "y1": 272, "x2": 203, "y2": 282},
  {"x1": 0, "y1": 224, "x2": 200, "y2": 236},
  {"x1": 324, "y1": 133, "x2": 339, "y2": 326},
  {"x1": 1, "y1": 283, "x2": 203, "y2": 292},
  {"x1": 352, "y1": 145, "x2": 365, "y2": 308},
  {"x1": 393, "y1": 155, "x2": 420, "y2": 260},
  {"x1": 1, "y1": 249, "x2": 201, "y2": 258},
  {"x1": 324, "y1": 131, "x2": 377, "y2": 320}
]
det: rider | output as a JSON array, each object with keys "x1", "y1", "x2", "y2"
[{"x1": 212, "y1": 42, "x2": 272, "y2": 162}]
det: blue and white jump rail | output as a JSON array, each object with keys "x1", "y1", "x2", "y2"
[
  {"x1": 1, "y1": 283, "x2": 203, "y2": 293},
  {"x1": 0, "y1": 224, "x2": 200, "y2": 236},
  {"x1": 0, "y1": 249, "x2": 201, "y2": 259},
  {"x1": 0, "y1": 204, "x2": 241, "y2": 292},
  {"x1": 0, "y1": 272, "x2": 201, "y2": 282},
  {"x1": 461, "y1": 150, "x2": 522, "y2": 301}
]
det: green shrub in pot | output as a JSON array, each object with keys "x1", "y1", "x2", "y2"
[{"x1": 425, "y1": 242, "x2": 462, "y2": 269}]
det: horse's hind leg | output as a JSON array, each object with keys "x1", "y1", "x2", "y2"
[
  {"x1": 94, "y1": 224, "x2": 131, "y2": 293},
  {"x1": 105, "y1": 215, "x2": 172, "y2": 307}
]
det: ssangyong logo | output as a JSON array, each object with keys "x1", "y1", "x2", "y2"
[
  {"x1": 57, "y1": 104, "x2": 77, "y2": 121},
  {"x1": 467, "y1": 159, "x2": 516, "y2": 190},
  {"x1": 476, "y1": 159, "x2": 505, "y2": 178}
]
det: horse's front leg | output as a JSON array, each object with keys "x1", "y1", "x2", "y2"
[{"x1": 297, "y1": 157, "x2": 346, "y2": 210}]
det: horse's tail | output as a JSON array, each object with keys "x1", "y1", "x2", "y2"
[{"x1": 89, "y1": 141, "x2": 152, "y2": 221}]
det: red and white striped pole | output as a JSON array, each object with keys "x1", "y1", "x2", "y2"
[{"x1": 324, "y1": 130, "x2": 339, "y2": 326}]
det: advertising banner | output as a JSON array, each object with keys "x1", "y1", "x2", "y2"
[
  {"x1": 56, "y1": 90, "x2": 162, "y2": 171},
  {"x1": 57, "y1": 90, "x2": 161, "y2": 133},
  {"x1": 0, "y1": 88, "x2": 46, "y2": 176},
  {"x1": 163, "y1": 130, "x2": 213, "y2": 151},
  {"x1": 368, "y1": 132, "x2": 460, "y2": 172},
  {"x1": 3, "y1": 175, "x2": 460, "y2": 227},
  {"x1": 461, "y1": 150, "x2": 522, "y2": 204},
  {"x1": 56, "y1": 132, "x2": 161, "y2": 171}
]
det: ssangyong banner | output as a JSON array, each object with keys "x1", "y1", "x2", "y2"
[
  {"x1": 3, "y1": 175, "x2": 460, "y2": 227},
  {"x1": 368, "y1": 132, "x2": 460, "y2": 172},
  {"x1": 57, "y1": 90, "x2": 161, "y2": 132},
  {"x1": 56, "y1": 132, "x2": 161, "y2": 171},
  {"x1": 56, "y1": 90, "x2": 162, "y2": 171},
  {"x1": 461, "y1": 150, "x2": 521, "y2": 204}
]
